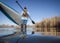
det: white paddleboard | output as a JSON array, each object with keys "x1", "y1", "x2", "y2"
[{"x1": 0, "y1": 2, "x2": 22, "y2": 25}]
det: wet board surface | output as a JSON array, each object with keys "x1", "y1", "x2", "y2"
[{"x1": 0, "y1": 35, "x2": 60, "y2": 43}]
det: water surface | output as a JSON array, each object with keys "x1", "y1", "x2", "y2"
[{"x1": 0, "y1": 28, "x2": 15, "y2": 37}]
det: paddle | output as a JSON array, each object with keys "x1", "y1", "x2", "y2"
[{"x1": 16, "y1": 0, "x2": 35, "y2": 24}]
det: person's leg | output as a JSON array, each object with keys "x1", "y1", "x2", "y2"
[
  {"x1": 22, "y1": 24, "x2": 27, "y2": 34},
  {"x1": 21, "y1": 24, "x2": 26, "y2": 34},
  {"x1": 21, "y1": 24, "x2": 23, "y2": 34},
  {"x1": 25, "y1": 24, "x2": 27, "y2": 34}
]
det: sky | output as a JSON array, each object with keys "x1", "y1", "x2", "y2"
[{"x1": 0, "y1": 0, "x2": 60, "y2": 25}]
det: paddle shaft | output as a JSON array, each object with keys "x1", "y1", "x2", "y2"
[{"x1": 16, "y1": 0, "x2": 35, "y2": 24}]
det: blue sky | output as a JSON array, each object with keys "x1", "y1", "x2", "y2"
[{"x1": 0, "y1": 0, "x2": 60, "y2": 25}]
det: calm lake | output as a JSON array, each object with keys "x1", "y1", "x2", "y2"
[
  {"x1": 0, "y1": 28, "x2": 35, "y2": 36},
  {"x1": 0, "y1": 27, "x2": 60, "y2": 37}
]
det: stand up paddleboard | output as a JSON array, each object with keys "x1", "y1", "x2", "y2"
[{"x1": 0, "y1": 2, "x2": 22, "y2": 25}]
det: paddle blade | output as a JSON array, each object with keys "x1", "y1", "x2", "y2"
[{"x1": 32, "y1": 20, "x2": 35, "y2": 24}]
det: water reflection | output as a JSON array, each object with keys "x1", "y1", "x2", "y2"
[
  {"x1": 34, "y1": 27, "x2": 60, "y2": 36},
  {"x1": 27, "y1": 28, "x2": 33, "y2": 34}
]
